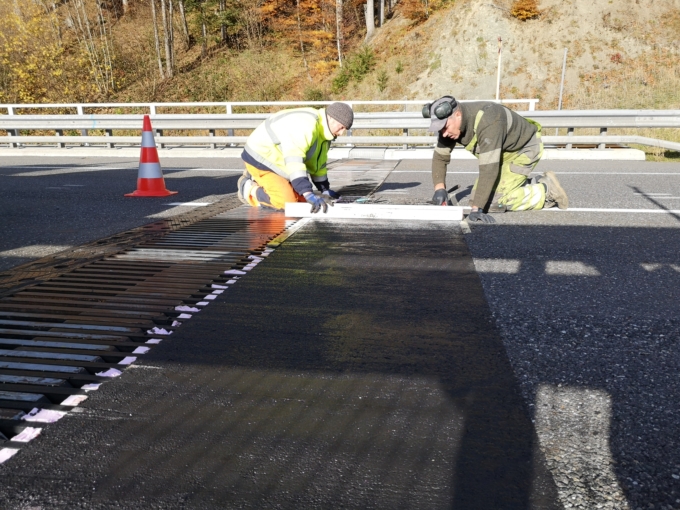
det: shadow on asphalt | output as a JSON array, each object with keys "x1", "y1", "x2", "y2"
[
  {"x1": 68, "y1": 220, "x2": 561, "y2": 509},
  {"x1": 466, "y1": 222, "x2": 680, "y2": 509}
]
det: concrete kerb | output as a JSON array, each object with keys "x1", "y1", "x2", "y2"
[{"x1": 0, "y1": 146, "x2": 646, "y2": 161}]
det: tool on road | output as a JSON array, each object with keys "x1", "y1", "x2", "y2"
[
  {"x1": 286, "y1": 203, "x2": 464, "y2": 221},
  {"x1": 125, "y1": 115, "x2": 177, "y2": 198}
]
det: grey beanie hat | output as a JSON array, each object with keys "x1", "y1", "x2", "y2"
[{"x1": 326, "y1": 102, "x2": 354, "y2": 129}]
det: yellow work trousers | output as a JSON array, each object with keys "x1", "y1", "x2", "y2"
[
  {"x1": 472, "y1": 133, "x2": 546, "y2": 211},
  {"x1": 244, "y1": 163, "x2": 307, "y2": 211}
]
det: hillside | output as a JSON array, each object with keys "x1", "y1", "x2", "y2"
[
  {"x1": 342, "y1": 0, "x2": 680, "y2": 110},
  {"x1": 1, "y1": 0, "x2": 678, "y2": 111}
]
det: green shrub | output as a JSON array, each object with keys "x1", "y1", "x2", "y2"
[
  {"x1": 332, "y1": 46, "x2": 376, "y2": 92},
  {"x1": 377, "y1": 70, "x2": 388, "y2": 92},
  {"x1": 303, "y1": 87, "x2": 327, "y2": 101}
]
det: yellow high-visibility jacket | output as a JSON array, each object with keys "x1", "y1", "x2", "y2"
[{"x1": 242, "y1": 107, "x2": 335, "y2": 195}]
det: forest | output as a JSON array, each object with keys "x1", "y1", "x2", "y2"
[{"x1": 0, "y1": 0, "x2": 457, "y2": 103}]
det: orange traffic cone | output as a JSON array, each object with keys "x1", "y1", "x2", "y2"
[{"x1": 125, "y1": 115, "x2": 177, "y2": 197}]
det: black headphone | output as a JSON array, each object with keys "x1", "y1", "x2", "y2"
[{"x1": 422, "y1": 96, "x2": 458, "y2": 119}]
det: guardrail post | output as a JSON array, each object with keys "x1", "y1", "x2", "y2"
[
  {"x1": 77, "y1": 105, "x2": 89, "y2": 146},
  {"x1": 209, "y1": 129, "x2": 216, "y2": 149},
  {"x1": 7, "y1": 106, "x2": 18, "y2": 147},
  {"x1": 55, "y1": 129, "x2": 65, "y2": 148},
  {"x1": 226, "y1": 104, "x2": 234, "y2": 138},
  {"x1": 105, "y1": 129, "x2": 114, "y2": 148},
  {"x1": 599, "y1": 127, "x2": 607, "y2": 150},
  {"x1": 402, "y1": 102, "x2": 408, "y2": 150},
  {"x1": 149, "y1": 104, "x2": 164, "y2": 148},
  {"x1": 566, "y1": 127, "x2": 574, "y2": 149}
]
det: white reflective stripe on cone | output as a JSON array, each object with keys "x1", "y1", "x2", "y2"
[
  {"x1": 138, "y1": 163, "x2": 164, "y2": 178},
  {"x1": 141, "y1": 132, "x2": 157, "y2": 147}
]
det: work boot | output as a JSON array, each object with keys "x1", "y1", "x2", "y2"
[
  {"x1": 538, "y1": 171, "x2": 569, "y2": 209},
  {"x1": 237, "y1": 170, "x2": 253, "y2": 205}
]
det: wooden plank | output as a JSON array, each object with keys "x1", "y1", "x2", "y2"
[{"x1": 285, "y1": 203, "x2": 464, "y2": 221}]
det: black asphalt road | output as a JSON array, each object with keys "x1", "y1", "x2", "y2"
[
  {"x1": 1, "y1": 155, "x2": 680, "y2": 509},
  {"x1": 0, "y1": 157, "x2": 245, "y2": 270},
  {"x1": 0, "y1": 220, "x2": 561, "y2": 509}
]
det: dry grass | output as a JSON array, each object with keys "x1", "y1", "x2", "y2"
[
  {"x1": 564, "y1": 50, "x2": 680, "y2": 160},
  {"x1": 510, "y1": 0, "x2": 541, "y2": 21}
]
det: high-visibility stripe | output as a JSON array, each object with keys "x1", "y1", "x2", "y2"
[
  {"x1": 265, "y1": 110, "x2": 317, "y2": 147},
  {"x1": 243, "y1": 144, "x2": 287, "y2": 179},
  {"x1": 264, "y1": 118, "x2": 280, "y2": 146},
  {"x1": 141, "y1": 131, "x2": 156, "y2": 147},
  {"x1": 288, "y1": 170, "x2": 308, "y2": 182},
  {"x1": 479, "y1": 148, "x2": 501, "y2": 166},
  {"x1": 284, "y1": 156, "x2": 304, "y2": 164},
  {"x1": 505, "y1": 108, "x2": 514, "y2": 130},
  {"x1": 140, "y1": 147, "x2": 159, "y2": 163},
  {"x1": 138, "y1": 162, "x2": 163, "y2": 179}
]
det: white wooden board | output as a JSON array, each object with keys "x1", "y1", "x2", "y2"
[{"x1": 285, "y1": 202, "x2": 464, "y2": 221}]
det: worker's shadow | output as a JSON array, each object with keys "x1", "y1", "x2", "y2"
[
  {"x1": 455, "y1": 185, "x2": 473, "y2": 203},
  {"x1": 377, "y1": 181, "x2": 420, "y2": 191}
]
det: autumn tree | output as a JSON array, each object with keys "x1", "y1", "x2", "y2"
[{"x1": 0, "y1": 1, "x2": 71, "y2": 102}]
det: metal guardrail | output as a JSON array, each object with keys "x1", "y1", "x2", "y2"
[
  {"x1": 1, "y1": 102, "x2": 679, "y2": 152},
  {"x1": 0, "y1": 99, "x2": 540, "y2": 115}
]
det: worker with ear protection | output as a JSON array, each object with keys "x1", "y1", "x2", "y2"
[{"x1": 423, "y1": 96, "x2": 568, "y2": 223}]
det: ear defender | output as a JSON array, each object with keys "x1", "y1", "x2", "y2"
[
  {"x1": 433, "y1": 100, "x2": 455, "y2": 119},
  {"x1": 422, "y1": 103, "x2": 432, "y2": 118}
]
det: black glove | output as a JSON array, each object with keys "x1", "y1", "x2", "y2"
[
  {"x1": 305, "y1": 193, "x2": 329, "y2": 214},
  {"x1": 432, "y1": 189, "x2": 452, "y2": 206},
  {"x1": 467, "y1": 210, "x2": 496, "y2": 224},
  {"x1": 322, "y1": 189, "x2": 341, "y2": 200}
]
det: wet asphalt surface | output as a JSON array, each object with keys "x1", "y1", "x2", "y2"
[{"x1": 1, "y1": 155, "x2": 680, "y2": 508}]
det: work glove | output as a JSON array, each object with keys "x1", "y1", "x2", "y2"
[
  {"x1": 467, "y1": 210, "x2": 496, "y2": 224},
  {"x1": 432, "y1": 189, "x2": 452, "y2": 206},
  {"x1": 305, "y1": 193, "x2": 329, "y2": 214},
  {"x1": 322, "y1": 189, "x2": 341, "y2": 200}
]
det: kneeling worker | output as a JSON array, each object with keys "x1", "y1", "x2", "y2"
[
  {"x1": 423, "y1": 96, "x2": 568, "y2": 223},
  {"x1": 238, "y1": 102, "x2": 354, "y2": 213}
]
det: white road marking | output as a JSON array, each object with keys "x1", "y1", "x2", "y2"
[
  {"x1": 544, "y1": 208, "x2": 680, "y2": 214},
  {"x1": 545, "y1": 261, "x2": 601, "y2": 276},
  {"x1": 166, "y1": 202, "x2": 212, "y2": 206},
  {"x1": 0, "y1": 245, "x2": 72, "y2": 257},
  {"x1": 166, "y1": 168, "x2": 243, "y2": 172},
  {"x1": 382, "y1": 171, "x2": 680, "y2": 175}
]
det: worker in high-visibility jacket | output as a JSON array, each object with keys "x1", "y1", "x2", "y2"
[
  {"x1": 423, "y1": 96, "x2": 569, "y2": 223},
  {"x1": 238, "y1": 102, "x2": 354, "y2": 213}
]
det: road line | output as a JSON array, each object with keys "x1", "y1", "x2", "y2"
[
  {"x1": 385, "y1": 171, "x2": 680, "y2": 175},
  {"x1": 544, "y1": 208, "x2": 680, "y2": 214}
]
